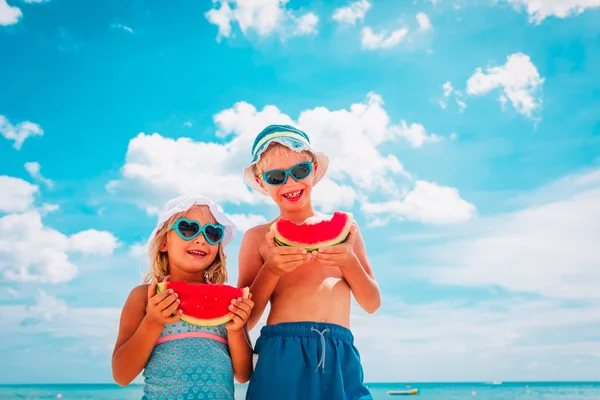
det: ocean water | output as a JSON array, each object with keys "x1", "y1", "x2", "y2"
[{"x1": 1, "y1": 382, "x2": 599, "y2": 400}]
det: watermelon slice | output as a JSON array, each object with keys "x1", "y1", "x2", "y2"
[
  {"x1": 156, "y1": 281, "x2": 250, "y2": 327},
  {"x1": 271, "y1": 211, "x2": 354, "y2": 251}
]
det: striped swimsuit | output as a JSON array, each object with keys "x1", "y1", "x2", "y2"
[{"x1": 142, "y1": 320, "x2": 234, "y2": 400}]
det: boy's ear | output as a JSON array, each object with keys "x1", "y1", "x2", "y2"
[{"x1": 255, "y1": 176, "x2": 265, "y2": 190}]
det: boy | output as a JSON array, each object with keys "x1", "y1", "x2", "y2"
[{"x1": 237, "y1": 124, "x2": 381, "y2": 400}]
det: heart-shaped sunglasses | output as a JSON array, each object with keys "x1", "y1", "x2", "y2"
[
  {"x1": 169, "y1": 218, "x2": 225, "y2": 245},
  {"x1": 259, "y1": 161, "x2": 313, "y2": 186}
]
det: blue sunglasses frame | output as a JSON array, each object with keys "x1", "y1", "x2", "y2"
[
  {"x1": 169, "y1": 218, "x2": 225, "y2": 245},
  {"x1": 260, "y1": 162, "x2": 313, "y2": 186}
]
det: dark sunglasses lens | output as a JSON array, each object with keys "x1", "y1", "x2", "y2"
[
  {"x1": 178, "y1": 221, "x2": 199, "y2": 238},
  {"x1": 204, "y1": 225, "x2": 224, "y2": 243},
  {"x1": 265, "y1": 170, "x2": 287, "y2": 185},
  {"x1": 291, "y1": 163, "x2": 311, "y2": 180}
]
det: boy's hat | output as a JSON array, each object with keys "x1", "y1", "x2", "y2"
[
  {"x1": 147, "y1": 195, "x2": 237, "y2": 255},
  {"x1": 243, "y1": 124, "x2": 329, "y2": 195}
]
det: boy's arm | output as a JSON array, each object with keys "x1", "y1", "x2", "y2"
[
  {"x1": 316, "y1": 224, "x2": 381, "y2": 314},
  {"x1": 237, "y1": 228, "x2": 280, "y2": 331}
]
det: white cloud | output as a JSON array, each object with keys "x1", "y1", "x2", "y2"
[
  {"x1": 351, "y1": 296, "x2": 600, "y2": 381},
  {"x1": 68, "y1": 230, "x2": 121, "y2": 256},
  {"x1": 361, "y1": 26, "x2": 408, "y2": 50},
  {"x1": 417, "y1": 168, "x2": 600, "y2": 301},
  {"x1": 0, "y1": 0, "x2": 21, "y2": 26},
  {"x1": 0, "y1": 211, "x2": 119, "y2": 283},
  {"x1": 107, "y1": 131, "x2": 263, "y2": 207},
  {"x1": 128, "y1": 242, "x2": 147, "y2": 259},
  {"x1": 39, "y1": 203, "x2": 60, "y2": 214},
  {"x1": 466, "y1": 53, "x2": 544, "y2": 119},
  {"x1": 110, "y1": 93, "x2": 451, "y2": 217},
  {"x1": 0, "y1": 176, "x2": 38, "y2": 213},
  {"x1": 416, "y1": 12, "x2": 432, "y2": 30},
  {"x1": 332, "y1": 0, "x2": 371, "y2": 25},
  {"x1": 505, "y1": 0, "x2": 600, "y2": 23},
  {"x1": 0, "y1": 115, "x2": 43, "y2": 150},
  {"x1": 205, "y1": 0, "x2": 319, "y2": 42},
  {"x1": 440, "y1": 80, "x2": 468, "y2": 112},
  {"x1": 443, "y1": 81, "x2": 454, "y2": 97},
  {"x1": 311, "y1": 178, "x2": 358, "y2": 212},
  {"x1": 394, "y1": 121, "x2": 442, "y2": 148},
  {"x1": 291, "y1": 11, "x2": 318, "y2": 35},
  {"x1": 362, "y1": 180, "x2": 476, "y2": 224},
  {"x1": 110, "y1": 23, "x2": 134, "y2": 33},
  {"x1": 226, "y1": 213, "x2": 268, "y2": 232},
  {"x1": 24, "y1": 162, "x2": 54, "y2": 188}
]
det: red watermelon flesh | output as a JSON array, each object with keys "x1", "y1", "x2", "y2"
[
  {"x1": 271, "y1": 211, "x2": 354, "y2": 251},
  {"x1": 156, "y1": 281, "x2": 249, "y2": 327}
]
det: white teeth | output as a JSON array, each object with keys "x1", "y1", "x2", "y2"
[
  {"x1": 284, "y1": 190, "x2": 302, "y2": 199},
  {"x1": 188, "y1": 250, "x2": 206, "y2": 256}
]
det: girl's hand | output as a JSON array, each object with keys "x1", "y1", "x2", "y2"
[
  {"x1": 226, "y1": 293, "x2": 254, "y2": 332},
  {"x1": 145, "y1": 278, "x2": 182, "y2": 327}
]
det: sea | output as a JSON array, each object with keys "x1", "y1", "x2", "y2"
[{"x1": 0, "y1": 382, "x2": 599, "y2": 400}]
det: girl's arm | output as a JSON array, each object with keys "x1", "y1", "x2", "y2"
[
  {"x1": 226, "y1": 296, "x2": 255, "y2": 383},
  {"x1": 112, "y1": 281, "x2": 181, "y2": 386},
  {"x1": 227, "y1": 327, "x2": 253, "y2": 383}
]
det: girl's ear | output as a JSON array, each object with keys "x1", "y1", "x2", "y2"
[{"x1": 159, "y1": 237, "x2": 168, "y2": 252}]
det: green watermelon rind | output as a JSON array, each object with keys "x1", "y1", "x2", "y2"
[
  {"x1": 271, "y1": 211, "x2": 354, "y2": 251},
  {"x1": 156, "y1": 282, "x2": 249, "y2": 327}
]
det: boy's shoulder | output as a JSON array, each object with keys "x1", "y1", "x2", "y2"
[{"x1": 244, "y1": 219, "x2": 274, "y2": 237}]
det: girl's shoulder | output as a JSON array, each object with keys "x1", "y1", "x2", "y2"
[{"x1": 124, "y1": 284, "x2": 150, "y2": 309}]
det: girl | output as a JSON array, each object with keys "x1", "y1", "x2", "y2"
[{"x1": 112, "y1": 195, "x2": 254, "y2": 400}]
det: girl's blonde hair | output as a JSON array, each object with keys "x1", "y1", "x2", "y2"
[{"x1": 143, "y1": 206, "x2": 228, "y2": 285}]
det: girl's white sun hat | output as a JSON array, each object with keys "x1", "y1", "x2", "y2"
[{"x1": 147, "y1": 194, "x2": 237, "y2": 255}]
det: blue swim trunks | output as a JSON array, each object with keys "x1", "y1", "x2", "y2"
[{"x1": 245, "y1": 322, "x2": 373, "y2": 400}]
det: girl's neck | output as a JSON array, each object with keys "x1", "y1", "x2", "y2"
[
  {"x1": 168, "y1": 268, "x2": 206, "y2": 284},
  {"x1": 279, "y1": 201, "x2": 317, "y2": 224}
]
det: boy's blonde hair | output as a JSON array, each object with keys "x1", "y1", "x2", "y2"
[
  {"x1": 252, "y1": 142, "x2": 316, "y2": 175},
  {"x1": 143, "y1": 206, "x2": 228, "y2": 285}
]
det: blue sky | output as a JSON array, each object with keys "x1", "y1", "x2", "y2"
[{"x1": 1, "y1": 0, "x2": 600, "y2": 384}]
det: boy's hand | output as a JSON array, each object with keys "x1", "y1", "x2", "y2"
[
  {"x1": 226, "y1": 293, "x2": 254, "y2": 332},
  {"x1": 265, "y1": 231, "x2": 311, "y2": 276},
  {"x1": 145, "y1": 278, "x2": 182, "y2": 327},
  {"x1": 314, "y1": 224, "x2": 358, "y2": 268}
]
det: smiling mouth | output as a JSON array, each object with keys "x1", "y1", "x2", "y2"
[
  {"x1": 188, "y1": 250, "x2": 207, "y2": 256},
  {"x1": 283, "y1": 189, "x2": 303, "y2": 199}
]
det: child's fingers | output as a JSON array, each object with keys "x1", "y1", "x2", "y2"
[
  {"x1": 317, "y1": 244, "x2": 348, "y2": 254},
  {"x1": 149, "y1": 289, "x2": 172, "y2": 305},
  {"x1": 280, "y1": 253, "x2": 311, "y2": 263},
  {"x1": 147, "y1": 279, "x2": 158, "y2": 299},
  {"x1": 275, "y1": 246, "x2": 307, "y2": 255},
  {"x1": 167, "y1": 309, "x2": 183, "y2": 323},
  {"x1": 230, "y1": 300, "x2": 252, "y2": 316},
  {"x1": 265, "y1": 231, "x2": 276, "y2": 248},
  {"x1": 229, "y1": 313, "x2": 244, "y2": 326},
  {"x1": 157, "y1": 292, "x2": 178, "y2": 309},
  {"x1": 315, "y1": 252, "x2": 341, "y2": 261},
  {"x1": 162, "y1": 298, "x2": 180, "y2": 317}
]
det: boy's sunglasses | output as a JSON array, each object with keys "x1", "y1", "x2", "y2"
[
  {"x1": 260, "y1": 162, "x2": 313, "y2": 186},
  {"x1": 170, "y1": 218, "x2": 225, "y2": 245}
]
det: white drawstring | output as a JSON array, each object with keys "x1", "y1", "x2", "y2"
[{"x1": 311, "y1": 327, "x2": 329, "y2": 373}]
